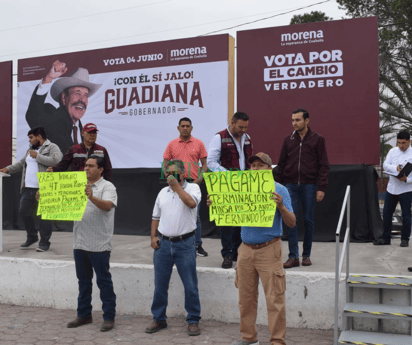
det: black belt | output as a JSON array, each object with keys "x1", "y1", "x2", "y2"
[{"x1": 158, "y1": 230, "x2": 195, "y2": 242}]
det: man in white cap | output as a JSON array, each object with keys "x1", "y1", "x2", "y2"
[{"x1": 26, "y1": 60, "x2": 102, "y2": 156}]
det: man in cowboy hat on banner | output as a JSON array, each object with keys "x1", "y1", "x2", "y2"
[{"x1": 26, "y1": 60, "x2": 102, "y2": 156}]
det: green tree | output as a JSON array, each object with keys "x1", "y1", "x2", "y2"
[
  {"x1": 290, "y1": 11, "x2": 332, "y2": 25},
  {"x1": 337, "y1": 0, "x2": 412, "y2": 134}
]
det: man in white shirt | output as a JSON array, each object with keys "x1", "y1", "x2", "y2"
[
  {"x1": 0, "y1": 127, "x2": 62, "y2": 252},
  {"x1": 146, "y1": 159, "x2": 201, "y2": 337},
  {"x1": 207, "y1": 112, "x2": 253, "y2": 269},
  {"x1": 375, "y1": 130, "x2": 412, "y2": 247}
]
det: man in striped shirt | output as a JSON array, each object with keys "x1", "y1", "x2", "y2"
[{"x1": 66, "y1": 156, "x2": 117, "y2": 332}]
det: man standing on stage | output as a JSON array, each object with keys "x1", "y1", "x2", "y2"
[
  {"x1": 163, "y1": 117, "x2": 208, "y2": 256},
  {"x1": 207, "y1": 112, "x2": 253, "y2": 269},
  {"x1": 67, "y1": 156, "x2": 117, "y2": 332},
  {"x1": 26, "y1": 60, "x2": 102, "y2": 155},
  {"x1": 146, "y1": 159, "x2": 201, "y2": 337},
  {"x1": 374, "y1": 130, "x2": 412, "y2": 247},
  {"x1": 207, "y1": 152, "x2": 295, "y2": 345},
  {"x1": 0, "y1": 127, "x2": 62, "y2": 252},
  {"x1": 275, "y1": 108, "x2": 329, "y2": 269},
  {"x1": 48, "y1": 123, "x2": 112, "y2": 181}
]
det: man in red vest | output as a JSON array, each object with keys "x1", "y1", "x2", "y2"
[{"x1": 207, "y1": 112, "x2": 253, "y2": 268}]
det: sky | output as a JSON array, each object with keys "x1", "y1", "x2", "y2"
[
  {"x1": 0, "y1": 0, "x2": 348, "y2": 138},
  {"x1": 0, "y1": 0, "x2": 347, "y2": 66}
]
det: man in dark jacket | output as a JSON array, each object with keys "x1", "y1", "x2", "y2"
[
  {"x1": 275, "y1": 108, "x2": 329, "y2": 268},
  {"x1": 26, "y1": 60, "x2": 102, "y2": 156},
  {"x1": 48, "y1": 123, "x2": 112, "y2": 181}
]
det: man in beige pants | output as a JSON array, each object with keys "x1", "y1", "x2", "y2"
[{"x1": 208, "y1": 152, "x2": 295, "y2": 345}]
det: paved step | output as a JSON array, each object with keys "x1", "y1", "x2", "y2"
[
  {"x1": 339, "y1": 330, "x2": 412, "y2": 344},
  {"x1": 347, "y1": 275, "x2": 412, "y2": 289},
  {"x1": 343, "y1": 302, "x2": 412, "y2": 320}
]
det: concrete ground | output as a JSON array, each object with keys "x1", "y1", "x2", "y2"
[
  {"x1": 0, "y1": 304, "x2": 334, "y2": 345},
  {"x1": 0, "y1": 230, "x2": 411, "y2": 276},
  {"x1": 0, "y1": 230, "x2": 410, "y2": 345}
]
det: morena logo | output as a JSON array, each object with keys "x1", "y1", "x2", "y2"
[
  {"x1": 170, "y1": 46, "x2": 207, "y2": 57},
  {"x1": 281, "y1": 30, "x2": 324, "y2": 42}
]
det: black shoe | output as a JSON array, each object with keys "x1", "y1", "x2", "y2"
[
  {"x1": 100, "y1": 320, "x2": 114, "y2": 332},
  {"x1": 373, "y1": 239, "x2": 391, "y2": 245},
  {"x1": 145, "y1": 320, "x2": 167, "y2": 333},
  {"x1": 408, "y1": 267, "x2": 412, "y2": 272},
  {"x1": 20, "y1": 239, "x2": 38, "y2": 248},
  {"x1": 400, "y1": 240, "x2": 409, "y2": 247},
  {"x1": 196, "y1": 245, "x2": 208, "y2": 257},
  {"x1": 67, "y1": 316, "x2": 92, "y2": 328},
  {"x1": 222, "y1": 255, "x2": 233, "y2": 269},
  {"x1": 36, "y1": 244, "x2": 49, "y2": 252}
]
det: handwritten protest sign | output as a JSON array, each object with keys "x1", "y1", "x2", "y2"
[
  {"x1": 37, "y1": 172, "x2": 88, "y2": 221},
  {"x1": 204, "y1": 170, "x2": 276, "y2": 227}
]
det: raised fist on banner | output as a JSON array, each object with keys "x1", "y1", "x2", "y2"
[{"x1": 42, "y1": 60, "x2": 68, "y2": 84}]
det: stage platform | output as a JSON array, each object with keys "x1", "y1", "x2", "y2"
[
  {"x1": 0, "y1": 230, "x2": 410, "y2": 332},
  {"x1": 0, "y1": 230, "x2": 410, "y2": 276}
]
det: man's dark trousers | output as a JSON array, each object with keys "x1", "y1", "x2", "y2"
[
  {"x1": 19, "y1": 187, "x2": 52, "y2": 247},
  {"x1": 220, "y1": 226, "x2": 242, "y2": 260},
  {"x1": 73, "y1": 250, "x2": 116, "y2": 321},
  {"x1": 382, "y1": 191, "x2": 412, "y2": 242}
]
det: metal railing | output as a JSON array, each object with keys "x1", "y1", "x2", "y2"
[{"x1": 334, "y1": 185, "x2": 351, "y2": 345}]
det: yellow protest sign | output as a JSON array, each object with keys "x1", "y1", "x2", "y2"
[
  {"x1": 204, "y1": 170, "x2": 276, "y2": 227},
  {"x1": 37, "y1": 172, "x2": 88, "y2": 221}
]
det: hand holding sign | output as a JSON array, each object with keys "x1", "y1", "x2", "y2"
[{"x1": 85, "y1": 183, "x2": 93, "y2": 198}]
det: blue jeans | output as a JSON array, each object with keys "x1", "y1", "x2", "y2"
[
  {"x1": 151, "y1": 235, "x2": 201, "y2": 323},
  {"x1": 19, "y1": 188, "x2": 52, "y2": 247},
  {"x1": 285, "y1": 183, "x2": 317, "y2": 259},
  {"x1": 73, "y1": 250, "x2": 116, "y2": 321},
  {"x1": 195, "y1": 205, "x2": 202, "y2": 246},
  {"x1": 382, "y1": 191, "x2": 412, "y2": 242},
  {"x1": 220, "y1": 226, "x2": 242, "y2": 259}
]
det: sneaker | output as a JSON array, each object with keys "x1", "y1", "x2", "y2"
[
  {"x1": 231, "y1": 340, "x2": 260, "y2": 345},
  {"x1": 145, "y1": 320, "x2": 167, "y2": 333},
  {"x1": 36, "y1": 244, "x2": 49, "y2": 252},
  {"x1": 302, "y1": 256, "x2": 312, "y2": 266},
  {"x1": 408, "y1": 267, "x2": 412, "y2": 272},
  {"x1": 400, "y1": 240, "x2": 409, "y2": 247},
  {"x1": 187, "y1": 323, "x2": 200, "y2": 336},
  {"x1": 20, "y1": 239, "x2": 38, "y2": 248},
  {"x1": 67, "y1": 316, "x2": 92, "y2": 328},
  {"x1": 196, "y1": 245, "x2": 208, "y2": 257},
  {"x1": 373, "y1": 239, "x2": 391, "y2": 245},
  {"x1": 222, "y1": 255, "x2": 233, "y2": 269},
  {"x1": 283, "y1": 257, "x2": 300, "y2": 269}
]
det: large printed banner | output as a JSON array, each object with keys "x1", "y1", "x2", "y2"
[
  {"x1": 0, "y1": 61, "x2": 12, "y2": 167},
  {"x1": 237, "y1": 17, "x2": 380, "y2": 165},
  {"x1": 204, "y1": 170, "x2": 276, "y2": 227},
  {"x1": 17, "y1": 35, "x2": 234, "y2": 168}
]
